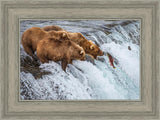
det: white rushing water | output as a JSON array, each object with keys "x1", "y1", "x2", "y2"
[{"x1": 20, "y1": 20, "x2": 140, "y2": 100}]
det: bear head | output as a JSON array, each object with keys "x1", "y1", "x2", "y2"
[
  {"x1": 88, "y1": 40, "x2": 104, "y2": 59},
  {"x1": 67, "y1": 41, "x2": 86, "y2": 61},
  {"x1": 82, "y1": 40, "x2": 104, "y2": 59},
  {"x1": 73, "y1": 33, "x2": 104, "y2": 59}
]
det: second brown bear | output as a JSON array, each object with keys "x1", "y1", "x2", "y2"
[{"x1": 42, "y1": 25, "x2": 104, "y2": 59}]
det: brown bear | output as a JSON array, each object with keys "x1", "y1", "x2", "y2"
[
  {"x1": 42, "y1": 25, "x2": 104, "y2": 59},
  {"x1": 36, "y1": 37, "x2": 86, "y2": 71},
  {"x1": 67, "y1": 32, "x2": 104, "y2": 59},
  {"x1": 21, "y1": 27, "x2": 69, "y2": 59}
]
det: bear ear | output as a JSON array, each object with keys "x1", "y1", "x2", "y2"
[
  {"x1": 62, "y1": 32, "x2": 70, "y2": 40},
  {"x1": 80, "y1": 51, "x2": 84, "y2": 55},
  {"x1": 62, "y1": 32, "x2": 67, "y2": 38},
  {"x1": 90, "y1": 45, "x2": 94, "y2": 50},
  {"x1": 89, "y1": 40, "x2": 93, "y2": 43}
]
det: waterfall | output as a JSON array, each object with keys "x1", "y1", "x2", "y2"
[{"x1": 20, "y1": 20, "x2": 140, "y2": 100}]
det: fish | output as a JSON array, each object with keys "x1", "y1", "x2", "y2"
[{"x1": 107, "y1": 52, "x2": 116, "y2": 68}]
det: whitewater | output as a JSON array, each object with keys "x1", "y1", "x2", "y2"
[{"x1": 20, "y1": 20, "x2": 140, "y2": 100}]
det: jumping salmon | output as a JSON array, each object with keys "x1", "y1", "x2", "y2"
[{"x1": 107, "y1": 53, "x2": 116, "y2": 68}]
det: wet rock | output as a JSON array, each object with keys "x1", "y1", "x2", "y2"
[
  {"x1": 106, "y1": 20, "x2": 136, "y2": 28},
  {"x1": 105, "y1": 31, "x2": 112, "y2": 35},
  {"x1": 106, "y1": 24, "x2": 118, "y2": 28},
  {"x1": 121, "y1": 21, "x2": 133, "y2": 26},
  {"x1": 97, "y1": 56, "x2": 106, "y2": 63},
  {"x1": 21, "y1": 56, "x2": 51, "y2": 79},
  {"x1": 86, "y1": 34, "x2": 91, "y2": 36},
  {"x1": 85, "y1": 55, "x2": 95, "y2": 64},
  {"x1": 128, "y1": 46, "x2": 131, "y2": 51}
]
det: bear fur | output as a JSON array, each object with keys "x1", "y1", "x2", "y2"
[
  {"x1": 42, "y1": 25, "x2": 64, "y2": 31},
  {"x1": 67, "y1": 32, "x2": 104, "y2": 59},
  {"x1": 36, "y1": 37, "x2": 85, "y2": 71},
  {"x1": 42, "y1": 25, "x2": 104, "y2": 59},
  {"x1": 21, "y1": 27, "x2": 69, "y2": 59}
]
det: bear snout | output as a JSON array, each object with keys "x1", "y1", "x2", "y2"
[
  {"x1": 101, "y1": 51, "x2": 104, "y2": 56},
  {"x1": 99, "y1": 50, "x2": 104, "y2": 56}
]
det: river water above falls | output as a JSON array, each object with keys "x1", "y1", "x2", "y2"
[{"x1": 20, "y1": 20, "x2": 140, "y2": 100}]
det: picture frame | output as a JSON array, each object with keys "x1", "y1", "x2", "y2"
[{"x1": 0, "y1": 0, "x2": 159, "y2": 119}]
